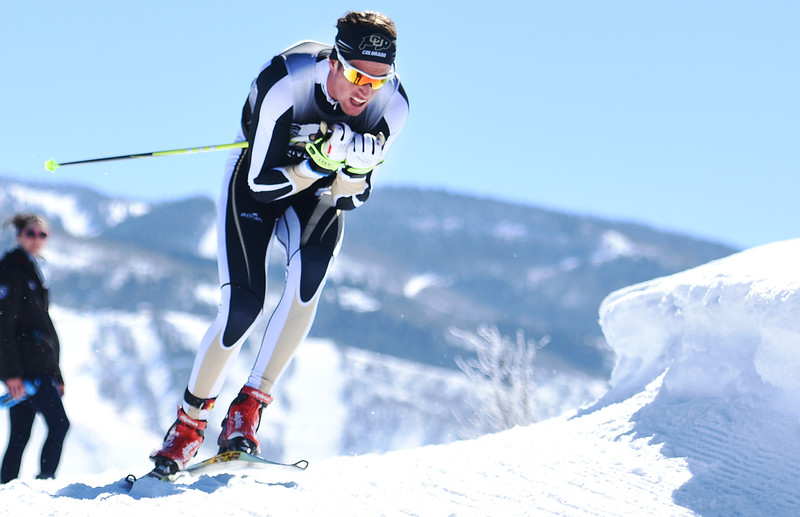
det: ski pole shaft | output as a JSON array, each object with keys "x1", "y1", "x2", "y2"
[{"x1": 44, "y1": 141, "x2": 249, "y2": 172}]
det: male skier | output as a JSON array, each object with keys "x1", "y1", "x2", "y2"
[{"x1": 150, "y1": 10, "x2": 409, "y2": 474}]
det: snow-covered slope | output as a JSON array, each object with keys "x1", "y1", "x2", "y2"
[
  {"x1": 3, "y1": 239, "x2": 799, "y2": 516},
  {"x1": 592, "y1": 238, "x2": 800, "y2": 515}
]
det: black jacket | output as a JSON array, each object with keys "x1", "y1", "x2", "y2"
[{"x1": 0, "y1": 247, "x2": 63, "y2": 384}]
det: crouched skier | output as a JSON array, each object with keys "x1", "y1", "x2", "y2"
[{"x1": 149, "y1": 10, "x2": 409, "y2": 474}]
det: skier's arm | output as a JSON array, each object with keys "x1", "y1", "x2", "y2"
[
  {"x1": 329, "y1": 87, "x2": 409, "y2": 210},
  {"x1": 329, "y1": 132, "x2": 383, "y2": 210},
  {"x1": 245, "y1": 60, "x2": 332, "y2": 203}
]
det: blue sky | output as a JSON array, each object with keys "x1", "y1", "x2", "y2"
[{"x1": 1, "y1": 1, "x2": 797, "y2": 249}]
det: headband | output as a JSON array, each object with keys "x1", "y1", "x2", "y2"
[{"x1": 335, "y1": 25, "x2": 396, "y2": 65}]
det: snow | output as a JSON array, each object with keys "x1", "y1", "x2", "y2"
[
  {"x1": 275, "y1": 342, "x2": 348, "y2": 461},
  {"x1": 335, "y1": 286, "x2": 381, "y2": 312},
  {"x1": 101, "y1": 200, "x2": 151, "y2": 227},
  {"x1": 2, "y1": 183, "x2": 150, "y2": 237},
  {"x1": 493, "y1": 220, "x2": 528, "y2": 241},
  {"x1": 3, "y1": 239, "x2": 800, "y2": 515},
  {"x1": 591, "y1": 229, "x2": 655, "y2": 265},
  {"x1": 197, "y1": 223, "x2": 217, "y2": 260},
  {"x1": 403, "y1": 273, "x2": 446, "y2": 298},
  {"x1": 4, "y1": 185, "x2": 96, "y2": 237}
]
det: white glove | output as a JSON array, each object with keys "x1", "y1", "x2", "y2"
[
  {"x1": 344, "y1": 132, "x2": 385, "y2": 175},
  {"x1": 306, "y1": 122, "x2": 354, "y2": 173}
]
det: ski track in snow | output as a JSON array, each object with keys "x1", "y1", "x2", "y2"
[{"x1": 634, "y1": 394, "x2": 800, "y2": 515}]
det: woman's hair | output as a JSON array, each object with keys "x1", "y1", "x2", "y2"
[
  {"x1": 4, "y1": 213, "x2": 48, "y2": 236},
  {"x1": 337, "y1": 10, "x2": 397, "y2": 38}
]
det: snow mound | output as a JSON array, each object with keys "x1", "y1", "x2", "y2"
[
  {"x1": 592, "y1": 238, "x2": 800, "y2": 515},
  {"x1": 597, "y1": 238, "x2": 800, "y2": 409}
]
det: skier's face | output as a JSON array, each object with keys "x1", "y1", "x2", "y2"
[
  {"x1": 18, "y1": 222, "x2": 49, "y2": 257},
  {"x1": 327, "y1": 57, "x2": 393, "y2": 116}
]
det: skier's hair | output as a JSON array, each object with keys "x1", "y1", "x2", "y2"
[
  {"x1": 5, "y1": 213, "x2": 48, "y2": 236},
  {"x1": 336, "y1": 10, "x2": 397, "y2": 38}
]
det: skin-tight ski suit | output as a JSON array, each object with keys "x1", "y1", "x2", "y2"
[{"x1": 185, "y1": 41, "x2": 409, "y2": 412}]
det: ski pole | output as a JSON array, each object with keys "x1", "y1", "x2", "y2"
[{"x1": 44, "y1": 141, "x2": 249, "y2": 172}]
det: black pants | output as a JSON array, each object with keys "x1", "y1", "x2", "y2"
[{"x1": 1, "y1": 377, "x2": 70, "y2": 483}]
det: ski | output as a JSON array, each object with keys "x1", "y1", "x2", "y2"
[
  {"x1": 126, "y1": 451, "x2": 308, "y2": 486},
  {"x1": 184, "y1": 450, "x2": 308, "y2": 476}
]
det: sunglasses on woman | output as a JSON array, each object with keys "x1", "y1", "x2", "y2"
[
  {"x1": 334, "y1": 45, "x2": 395, "y2": 90},
  {"x1": 23, "y1": 229, "x2": 48, "y2": 239}
]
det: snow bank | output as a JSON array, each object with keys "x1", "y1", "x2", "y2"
[
  {"x1": 597, "y1": 238, "x2": 800, "y2": 410},
  {"x1": 594, "y1": 238, "x2": 800, "y2": 515}
]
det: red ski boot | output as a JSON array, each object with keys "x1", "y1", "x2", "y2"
[
  {"x1": 150, "y1": 407, "x2": 207, "y2": 473},
  {"x1": 217, "y1": 386, "x2": 273, "y2": 455}
]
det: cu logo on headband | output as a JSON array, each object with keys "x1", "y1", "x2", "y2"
[{"x1": 360, "y1": 34, "x2": 392, "y2": 52}]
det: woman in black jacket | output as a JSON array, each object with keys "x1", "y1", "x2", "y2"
[{"x1": 0, "y1": 213, "x2": 69, "y2": 483}]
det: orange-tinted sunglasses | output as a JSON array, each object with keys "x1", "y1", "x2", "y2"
[{"x1": 335, "y1": 45, "x2": 395, "y2": 90}]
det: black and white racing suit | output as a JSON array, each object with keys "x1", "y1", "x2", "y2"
[{"x1": 185, "y1": 41, "x2": 409, "y2": 405}]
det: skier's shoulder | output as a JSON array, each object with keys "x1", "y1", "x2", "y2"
[
  {"x1": 0, "y1": 248, "x2": 26, "y2": 273},
  {"x1": 252, "y1": 40, "x2": 328, "y2": 87},
  {"x1": 278, "y1": 40, "x2": 331, "y2": 78},
  {"x1": 278, "y1": 40, "x2": 330, "y2": 60}
]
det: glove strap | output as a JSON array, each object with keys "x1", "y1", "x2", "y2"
[
  {"x1": 344, "y1": 159, "x2": 385, "y2": 176},
  {"x1": 306, "y1": 139, "x2": 344, "y2": 171}
]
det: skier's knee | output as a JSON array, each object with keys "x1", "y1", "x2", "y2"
[
  {"x1": 222, "y1": 284, "x2": 263, "y2": 347},
  {"x1": 52, "y1": 416, "x2": 70, "y2": 441},
  {"x1": 295, "y1": 245, "x2": 333, "y2": 303}
]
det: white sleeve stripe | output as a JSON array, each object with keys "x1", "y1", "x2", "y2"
[
  {"x1": 248, "y1": 75, "x2": 295, "y2": 193},
  {"x1": 379, "y1": 92, "x2": 409, "y2": 156}
]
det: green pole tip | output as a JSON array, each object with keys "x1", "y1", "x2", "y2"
[{"x1": 44, "y1": 159, "x2": 59, "y2": 172}]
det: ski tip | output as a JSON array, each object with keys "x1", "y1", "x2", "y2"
[
  {"x1": 136, "y1": 456, "x2": 182, "y2": 482},
  {"x1": 294, "y1": 459, "x2": 309, "y2": 470},
  {"x1": 124, "y1": 468, "x2": 175, "y2": 489},
  {"x1": 44, "y1": 159, "x2": 59, "y2": 173}
]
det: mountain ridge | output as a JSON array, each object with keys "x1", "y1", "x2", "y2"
[
  {"x1": 0, "y1": 176, "x2": 737, "y2": 378},
  {"x1": 0, "y1": 175, "x2": 738, "y2": 455}
]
